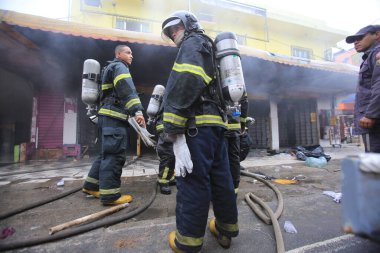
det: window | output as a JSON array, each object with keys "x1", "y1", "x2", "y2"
[
  {"x1": 236, "y1": 34, "x2": 247, "y2": 45},
  {"x1": 115, "y1": 19, "x2": 150, "y2": 33},
  {"x1": 197, "y1": 12, "x2": 215, "y2": 23},
  {"x1": 324, "y1": 48, "x2": 333, "y2": 61},
  {"x1": 291, "y1": 46, "x2": 312, "y2": 59},
  {"x1": 84, "y1": 0, "x2": 101, "y2": 7}
]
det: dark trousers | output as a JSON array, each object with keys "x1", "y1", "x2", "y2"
[
  {"x1": 175, "y1": 127, "x2": 239, "y2": 252},
  {"x1": 225, "y1": 129, "x2": 241, "y2": 191},
  {"x1": 83, "y1": 116, "x2": 128, "y2": 203},
  {"x1": 156, "y1": 132, "x2": 175, "y2": 184},
  {"x1": 362, "y1": 132, "x2": 380, "y2": 153}
]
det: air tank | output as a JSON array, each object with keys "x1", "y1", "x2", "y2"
[
  {"x1": 215, "y1": 32, "x2": 246, "y2": 105},
  {"x1": 81, "y1": 59, "x2": 100, "y2": 115},
  {"x1": 146, "y1": 84, "x2": 165, "y2": 124}
]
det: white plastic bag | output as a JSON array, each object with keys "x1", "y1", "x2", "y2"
[{"x1": 284, "y1": 220, "x2": 298, "y2": 234}]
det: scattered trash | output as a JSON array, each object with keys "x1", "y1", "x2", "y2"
[
  {"x1": 284, "y1": 221, "x2": 298, "y2": 234},
  {"x1": 272, "y1": 179, "x2": 298, "y2": 185},
  {"x1": 295, "y1": 145, "x2": 331, "y2": 162},
  {"x1": 0, "y1": 227, "x2": 15, "y2": 239},
  {"x1": 305, "y1": 156, "x2": 327, "y2": 168},
  {"x1": 291, "y1": 175, "x2": 307, "y2": 181},
  {"x1": 57, "y1": 179, "x2": 65, "y2": 187},
  {"x1": 281, "y1": 165, "x2": 292, "y2": 169},
  {"x1": 323, "y1": 191, "x2": 342, "y2": 203},
  {"x1": 30, "y1": 225, "x2": 41, "y2": 230}
]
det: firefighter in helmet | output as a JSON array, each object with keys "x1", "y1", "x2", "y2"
[
  {"x1": 82, "y1": 45, "x2": 146, "y2": 205},
  {"x1": 161, "y1": 10, "x2": 239, "y2": 253},
  {"x1": 154, "y1": 91, "x2": 176, "y2": 195},
  {"x1": 225, "y1": 90, "x2": 248, "y2": 195}
]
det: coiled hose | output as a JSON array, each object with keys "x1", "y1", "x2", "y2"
[{"x1": 241, "y1": 170, "x2": 285, "y2": 253}]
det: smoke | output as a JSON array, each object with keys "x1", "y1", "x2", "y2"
[{"x1": 241, "y1": 55, "x2": 357, "y2": 98}]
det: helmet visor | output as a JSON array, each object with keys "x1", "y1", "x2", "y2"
[{"x1": 161, "y1": 18, "x2": 182, "y2": 42}]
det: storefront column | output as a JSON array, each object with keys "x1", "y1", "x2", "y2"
[{"x1": 269, "y1": 99, "x2": 279, "y2": 150}]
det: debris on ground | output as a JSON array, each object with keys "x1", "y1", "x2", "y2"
[
  {"x1": 323, "y1": 191, "x2": 342, "y2": 203},
  {"x1": 284, "y1": 221, "x2": 298, "y2": 234},
  {"x1": 0, "y1": 227, "x2": 15, "y2": 239},
  {"x1": 295, "y1": 145, "x2": 331, "y2": 162},
  {"x1": 305, "y1": 156, "x2": 327, "y2": 168}
]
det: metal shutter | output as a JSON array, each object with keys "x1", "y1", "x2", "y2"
[{"x1": 36, "y1": 92, "x2": 64, "y2": 149}]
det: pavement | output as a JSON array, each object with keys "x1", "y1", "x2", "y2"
[{"x1": 0, "y1": 142, "x2": 380, "y2": 253}]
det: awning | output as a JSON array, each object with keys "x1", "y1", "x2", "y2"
[
  {"x1": 0, "y1": 9, "x2": 167, "y2": 46},
  {"x1": 0, "y1": 9, "x2": 359, "y2": 75}
]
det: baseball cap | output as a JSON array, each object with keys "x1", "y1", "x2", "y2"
[{"x1": 345, "y1": 25, "x2": 380, "y2": 44}]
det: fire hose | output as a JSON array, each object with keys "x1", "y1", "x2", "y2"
[
  {"x1": 241, "y1": 170, "x2": 285, "y2": 253},
  {"x1": 0, "y1": 157, "x2": 158, "y2": 252}
]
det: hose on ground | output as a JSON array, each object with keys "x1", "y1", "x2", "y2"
[
  {"x1": 241, "y1": 170, "x2": 285, "y2": 253},
  {"x1": 0, "y1": 186, "x2": 82, "y2": 220},
  {"x1": 0, "y1": 183, "x2": 158, "y2": 251},
  {"x1": 0, "y1": 157, "x2": 139, "y2": 220},
  {"x1": 0, "y1": 156, "x2": 159, "y2": 251}
]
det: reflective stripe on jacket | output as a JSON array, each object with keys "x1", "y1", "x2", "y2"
[
  {"x1": 98, "y1": 58, "x2": 143, "y2": 121},
  {"x1": 163, "y1": 33, "x2": 226, "y2": 134}
]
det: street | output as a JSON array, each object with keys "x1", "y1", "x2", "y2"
[{"x1": 0, "y1": 144, "x2": 379, "y2": 252}]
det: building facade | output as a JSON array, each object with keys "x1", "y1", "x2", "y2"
[{"x1": 0, "y1": 1, "x2": 358, "y2": 161}]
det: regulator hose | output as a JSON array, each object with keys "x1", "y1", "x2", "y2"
[
  {"x1": 241, "y1": 170, "x2": 285, "y2": 253},
  {"x1": 0, "y1": 183, "x2": 158, "y2": 251}
]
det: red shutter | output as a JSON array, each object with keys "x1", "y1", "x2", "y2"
[{"x1": 37, "y1": 92, "x2": 64, "y2": 149}]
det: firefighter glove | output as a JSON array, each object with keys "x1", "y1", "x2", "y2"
[{"x1": 172, "y1": 134, "x2": 193, "y2": 177}]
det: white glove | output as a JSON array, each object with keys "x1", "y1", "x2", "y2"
[
  {"x1": 359, "y1": 153, "x2": 380, "y2": 173},
  {"x1": 172, "y1": 134, "x2": 193, "y2": 177}
]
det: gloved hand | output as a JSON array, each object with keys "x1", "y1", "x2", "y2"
[
  {"x1": 172, "y1": 134, "x2": 193, "y2": 177},
  {"x1": 134, "y1": 111, "x2": 146, "y2": 128}
]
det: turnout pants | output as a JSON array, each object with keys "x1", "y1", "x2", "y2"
[
  {"x1": 225, "y1": 129, "x2": 241, "y2": 193},
  {"x1": 362, "y1": 132, "x2": 380, "y2": 153},
  {"x1": 156, "y1": 132, "x2": 175, "y2": 184},
  {"x1": 83, "y1": 115, "x2": 129, "y2": 203},
  {"x1": 174, "y1": 127, "x2": 239, "y2": 252}
]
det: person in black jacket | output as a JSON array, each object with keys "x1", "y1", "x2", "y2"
[
  {"x1": 154, "y1": 101, "x2": 176, "y2": 195},
  {"x1": 225, "y1": 91, "x2": 248, "y2": 195},
  {"x1": 82, "y1": 45, "x2": 146, "y2": 205},
  {"x1": 161, "y1": 10, "x2": 239, "y2": 253},
  {"x1": 346, "y1": 25, "x2": 380, "y2": 153}
]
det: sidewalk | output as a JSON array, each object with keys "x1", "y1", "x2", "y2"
[{"x1": 1, "y1": 142, "x2": 379, "y2": 253}]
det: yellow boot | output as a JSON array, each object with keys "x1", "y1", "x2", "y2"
[
  {"x1": 82, "y1": 188, "x2": 100, "y2": 198},
  {"x1": 209, "y1": 218, "x2": 231, "y2": 249},
  {"x1": 168, "y1": 231, "x2": 186, "y2": 253},
  {"x1": 102, "y1": 195, "x2": 133, "y2": 205}
]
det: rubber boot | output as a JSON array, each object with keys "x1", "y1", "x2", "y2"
[
  {"x1": 102, "y1": 195, "x2": 133, "y2": 205},
  {"x1": 159, "y1": 183, "x2": 171, "y2": 195},
  {"x1": 82, "y1": 188, "x2": 100, "y2": 198},
  {"x1": 169, "y1": 178, "x2": 176, "y2": 186},
  {"x1": 209, "y1": 218, "x2": 231, "y2": 249},
  {"x1": 168, "y1": 231, "x2": 187, "y2": 253}
]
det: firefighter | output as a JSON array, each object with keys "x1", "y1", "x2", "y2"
[
  {"x1": 225, "y1": 91, "x2": 248, "y2": 195},
  {"x1": 154, "y1": 100, "x2": 176, "y2": 195},
  {"x1": 82, "y1": 45, "x2": 146, "y2": 205},
  {"x1": 161, "y1": 11, "x2": 239, "y2": 252}
]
